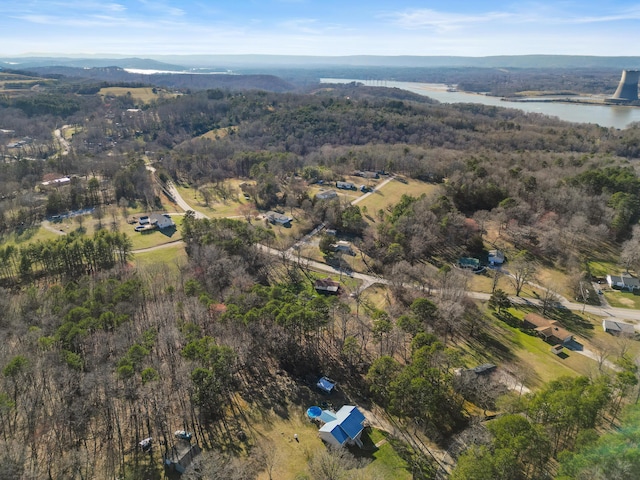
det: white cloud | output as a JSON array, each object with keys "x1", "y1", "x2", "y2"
[{"x1": 387, "y1": 9, "x2": 518, "y2": 32}]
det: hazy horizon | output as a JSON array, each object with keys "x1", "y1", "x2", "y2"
[{"x1": 2, "y1": 1, "x2": 640, "y2": 57}]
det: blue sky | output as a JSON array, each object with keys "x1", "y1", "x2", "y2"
[{"x1": 1, "y1": 1, "x2": 640, "y2": 57}]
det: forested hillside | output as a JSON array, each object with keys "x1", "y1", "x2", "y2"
[{"x1": 1, "y1": 75, "x2": 640, "y2": 479}]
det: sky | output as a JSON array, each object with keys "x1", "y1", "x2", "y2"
[{"x1": 1, "y1": 0, "x2": 640, "y2": 57}]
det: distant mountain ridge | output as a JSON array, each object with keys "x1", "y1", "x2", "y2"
[
  {"x1": 0, "y1": 56, "x2": 186, "y2": 71},
  {"x1": 17, "y1": 65, "x2": 295, "y2": 92},
  {"x1": 2, "y1": 54, "x2": 640, "y2": 70},
  {"x1": 149, "y1": 54, "x2": 640, "y2": 70}
]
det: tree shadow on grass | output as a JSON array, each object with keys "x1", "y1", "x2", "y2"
[{"x1": 548, "y1": 308, "x2": 594, "y2": 339}]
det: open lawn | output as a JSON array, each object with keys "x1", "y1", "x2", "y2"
[
  {"x1": 198, "y1": 126, "x2": 239, "y2": 141},
  {"x1": 588, "y1": 259, "x2": 619, "y2": 279},
  {"x1": 175, "y1": 182, "x2": 247, "y2": 218},
  {"x1": 497, "y1": 320, "x2": 597, "y2": 386},
  {"x1": 99, "y1": 87, "x2": 177, "y2": 103},
  {"x1": 357, "y1": 178, "x2": 442, "y2": 222},
  {"x1": 604, "y1": 290, "x2": 640, "y2": 309},
  {"x1": 251, "y1": 406, "x2": 411, "y2": 480},
  {"x1": 132, "y1": 242, "x2": 187, "y2": 275},
  {"x1": 47, "y1": 212, "x2": 183, "y2": 251},
  {"x1": 0, "y1": 225, "x2": 61, "y2": 247}
]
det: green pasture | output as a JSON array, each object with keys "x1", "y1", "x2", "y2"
[{"x1": 356, "y1": 178, "x2": 442, "y2": 222}]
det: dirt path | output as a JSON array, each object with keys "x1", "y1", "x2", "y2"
[
  {"x1": 41, "y1": 220, "x2": 67, "y2": 236},
  {"x1": 131, "y1": 240, "x2": 185, "y2": 254},
  {"x1": 351, "y1": 175, "x2": 396, "y2": 206},
  {"x1": 53, "y1": 125, "x2": 70, "y2": 155}
]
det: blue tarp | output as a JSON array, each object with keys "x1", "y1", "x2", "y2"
[{"x1": 317, "y1": 377, "x2": 335, "y2": 393}]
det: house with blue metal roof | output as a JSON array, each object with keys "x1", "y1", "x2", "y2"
[{"x1": 318, "y1": 405, "x2": 366, "y2": 448}]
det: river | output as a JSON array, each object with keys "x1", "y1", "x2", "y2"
[{"x1": 320, "y1": 78, "x2": 640, "y2": 129}]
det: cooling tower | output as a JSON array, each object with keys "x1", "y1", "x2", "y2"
[{"x1": 612, "y1": 70, "x2": 640, "y2": 101}]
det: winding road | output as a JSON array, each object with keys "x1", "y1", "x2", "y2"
[{"x1": 152, "y1": 171, "x2": 640, "y2": 330}]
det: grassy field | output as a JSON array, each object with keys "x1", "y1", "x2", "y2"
[
  {"x1": 495, "y1": 310, "x2": 599, "y2": 386},
  {"x1": 132, "y1": 242, "x2": 187, "y2": 275},
  {"x1": 175, "y1": 182, "x2": 247, "y2": 218},
  {"x1": 0, "y1": 225, "x2": 62, "y2": 247},
  {"x1": 588, "y1": 259, "x2": 619, "y2": 278},
  {"x1": 99, "y1": 87, "x2": 177, "y2": 103},
  {"x1": 46, "y1": 212, "x2": 184, "y2": 251},
  {"x1": 357, "y1": 178, "x2": 442, "y2": 222},
  {"x1": 251, "y1": 406, "x2": 411, "y2": 480},
  {"x1": 198, "y1": 126, "x2": 239, "y2": 141},
  {"x1": 604, "y1": 290, "x2": 640, "y2": 309}
]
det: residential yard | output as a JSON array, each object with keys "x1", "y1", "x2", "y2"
[
  {"x1": 46, "y1": 212, "x2": 183, "y2": 251},
  {"x1": 484, "y1": 308, "x2": 640, "y2": 387},
  {"x1": 250, "y1": 406, "x2": 411, "y2": 480},
  {"x1": 603, "y1": 290, "x2": 640, "y2": 309},
  {"x1": 175, "y1": 182, "x2": 247, "y2": 218},
  {"x1": 496, "y1": 316, "x2": 599, "y2": 387},
  {"x1": 357, "y1": 178, "x2": 442, "y2": 222}
]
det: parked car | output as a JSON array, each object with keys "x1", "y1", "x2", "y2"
[{"x1": 174, "y1": 430, "x2": 192, "y2": 441}]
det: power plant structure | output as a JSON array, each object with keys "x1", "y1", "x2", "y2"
[{"x1": 611, "y1": 69, "x2": 640, "y2": 102}]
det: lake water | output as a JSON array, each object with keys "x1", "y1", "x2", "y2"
[{"x1": 320, "y1": 78, "x2": 640, "y2": 129}]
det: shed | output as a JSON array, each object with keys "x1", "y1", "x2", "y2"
[
  {"x1": 602, "y1": 319, "x2": 636, "y2": 335},
  {"x1": 318, "y1": 405, "x2": 366, "y2": 448}
]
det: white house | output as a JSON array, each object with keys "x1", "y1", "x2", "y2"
[
  {"x1": 606, "y1": 274, "x2": 640, "y2": 291},
  {"x1": 318, "y1": 406, "x2": 366, "y2": 448},
  {"x1": 150, "y1": 213, "x2": 175, "y2": 229}
]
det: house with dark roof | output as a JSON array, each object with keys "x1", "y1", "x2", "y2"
[
  {"x1": 524, "y1": 313, "x2": 573, "y2": 344},
  {"x1": 602, "y1": 319, "x2": 636, "y2": 336},
  {"x1": 315, "y1": 190, "x2": 338, "y2": 201},
  {"x1": 314, "y1": 278, "x2": 340, "y2": 294},
  {"x1": 164, "y1": 442, "x2": 201, "y2": 474},
  {"x1": 265, "y1": 211, "x2": 293, "y2": 225},
  {"x1": 488, "y1": 250, "x2": 505, "y2": 266},
  {"x1": 606, "y1": 274, "x2": 640, "y2": 291},
  {"x1": 318, "y1": 405, "x2": 366, "y2": 448}
]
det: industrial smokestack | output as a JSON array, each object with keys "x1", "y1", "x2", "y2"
[{"x1": 612, "y1": 70, "x2": 640, "y2": 101}]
